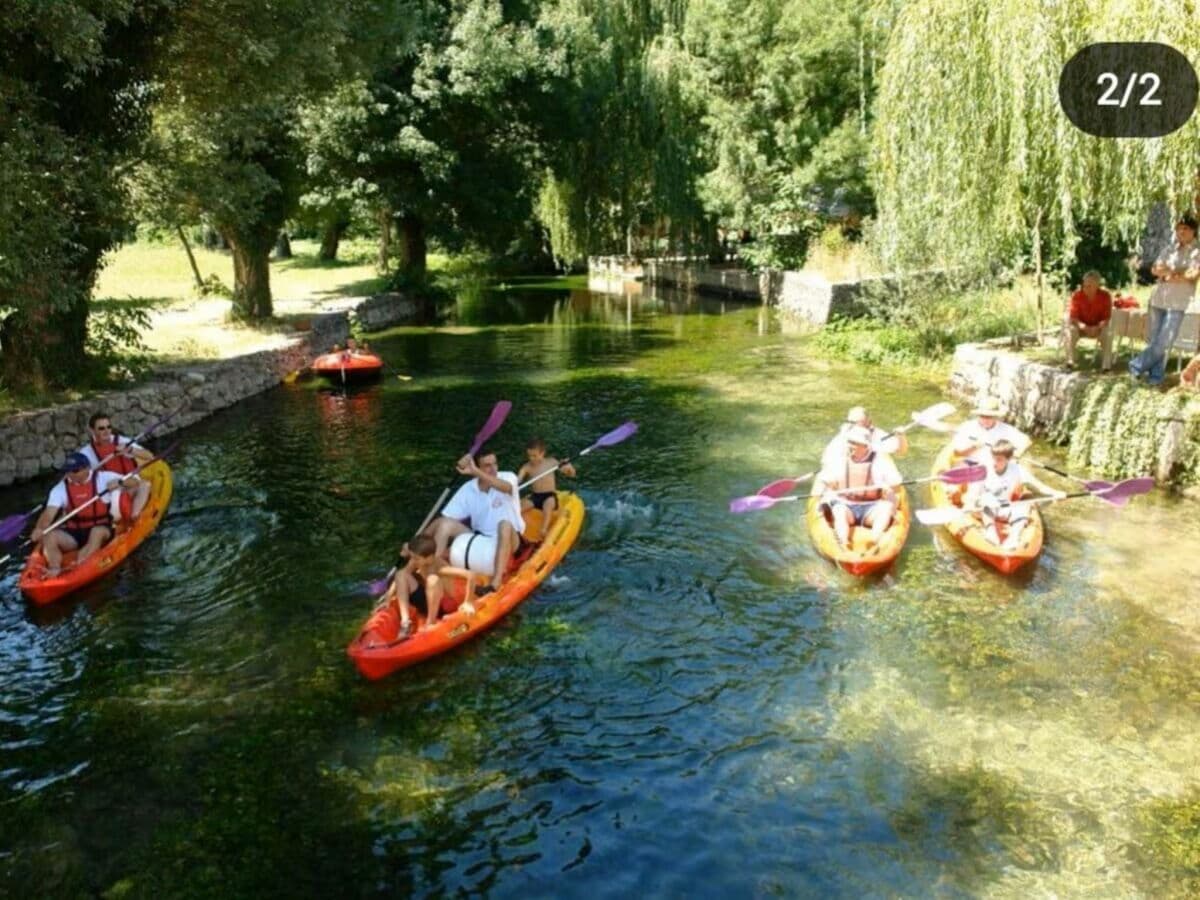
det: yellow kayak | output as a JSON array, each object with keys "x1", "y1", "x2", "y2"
[{"x1": 806, "y1": 487, "x2": 910, "y2": 575}]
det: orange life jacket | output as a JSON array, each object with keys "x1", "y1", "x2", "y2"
[
  {"x1": 90, "y1": 439, "x2": 138, "y2": 475},
  {"x1": 65, "y1": 473, "x2": 113, "y2": 530},
  {"x1": 843, "y1": 452, "x2": 882, "y2": 502}
]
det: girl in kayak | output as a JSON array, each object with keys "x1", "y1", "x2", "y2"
[
  {"x1": 963, "y1": 440, "x2": 1064, "y2": 549},
  {"x1": 518, "y1": 438, "x2": 576, "y2": 542}
]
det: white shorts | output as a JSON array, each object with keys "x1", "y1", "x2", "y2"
[{"x1": 450, "y1": 532, "x2": 497, "y2": 576}]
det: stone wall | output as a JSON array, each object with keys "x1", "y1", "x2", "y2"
[
  {"x1": 352, "y1": 292, "x2": 428, "y2": 331},
  {"x1": 0, "y1": 291, "x2": 426, "y2": 487},
  {"x1": 949, "y1": 341, "x2": 1199, "y2": 491},
  {"x1": 638, "y1": 258, "x2": 939, "y2": 325}
]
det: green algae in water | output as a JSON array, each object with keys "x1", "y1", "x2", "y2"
[{"x1": 1134, "y1": 790, "x2": 1200, "y2": 899}]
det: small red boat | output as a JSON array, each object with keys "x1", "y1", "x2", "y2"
[{"x1": 311, "y1": 351, "x2": 383, "y2": 384}]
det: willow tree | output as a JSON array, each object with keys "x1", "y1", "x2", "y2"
[
  {"x1": 536, "y1": 0, "x2": 709, "y2": 265},
  {"x1": 873, "y1": 0, "x2": 1200, "y2": 331}
]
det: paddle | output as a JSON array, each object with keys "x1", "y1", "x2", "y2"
[
  {"x1": 516, "y1": 421, "x2": 639, "y2": 491},
  {"x1": 1025, "y1": 458, "x2": 1116, "y2": 494},
  {"x1": 752, "y1": 403, "x2": 959, "y2": 500},
  {"x1": 367, "y1": 401, "x2": 513, "y2": 595},
  {"x1": 914, "y1": 477, "x2": 1156, "y2": 526},
  {"x1": 730, "y1": 465, "x2": 986, "y2": 514},
  {"x1": 0, "y1": 401, "x2": 188, "y2": 544},
  {"x1": 0, "y1": 442, "x2": 178, "y2": 567}
]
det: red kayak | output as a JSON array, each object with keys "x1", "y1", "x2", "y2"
[{"x1": 311, "y1": 351, "x2": 383, "y2": 384}]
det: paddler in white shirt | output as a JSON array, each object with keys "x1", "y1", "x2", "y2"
[
  {"x1": 820, "y1": 406, "x2": 908, "y2": 473},
  {"x1": 813, "y1": 425, "x2": 903, "y2": 550},
  {"x1": 951, "y1": 403, "x2": 1032, "y2": 463}
]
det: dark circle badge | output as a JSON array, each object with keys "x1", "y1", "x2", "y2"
[{"x1": 1059, "y1": 42, "x2": 1197, "y2": 138}]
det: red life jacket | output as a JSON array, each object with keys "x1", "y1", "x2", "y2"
[
  {"x1": 65, "y1": 473, "x2": 113, "y2": 530},
  {"x1": 90, "y1": 439, "x2": 138, "y2": 475},
  {"x1": 843, "y1": 451, "x2": 883, "y2": 502}
]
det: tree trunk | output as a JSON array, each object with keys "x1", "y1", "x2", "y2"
[
  {"x1": 273, "y1": 231, "x2": 292, "y2": 260},
  {"x1": 318, "y1": 221, "x2": 345, "y2": 261},
  {"x1": 178, "y1": 225, "x2": 205, "y2": 290},
  {"x1": 228, "y1": 237, "x2": 274, "y2": 319},
  {"x1": 398, "y1": 213, "x2": 427, "y2": 282},
  {"x1": 377, "y1": 207, "x2": 392, "y2": 272}
]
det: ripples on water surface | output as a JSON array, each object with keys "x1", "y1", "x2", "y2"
[{"x1": 2, "y1": 282, "x2": 1199, "y2": 897}]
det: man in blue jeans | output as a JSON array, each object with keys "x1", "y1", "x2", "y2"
[{"x1": 1129, "y1": 215, "x2": 1200, "y2": 386}]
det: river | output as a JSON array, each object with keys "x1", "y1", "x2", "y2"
[{"x1": 2, "y1": 278, "x2": 1198, "y2": 897}]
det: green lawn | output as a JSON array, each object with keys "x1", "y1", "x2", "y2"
[{"x1": 95, "y1": 237, "x2": 389, "y2": 304}]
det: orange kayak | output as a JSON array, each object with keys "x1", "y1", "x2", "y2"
[
  {"x1": 348, "y1": 492, "x2": 585, "y2": 679},
  {"x1": 806, "y1": 486, "x2": 910, "y2": 576},
  {"x1": 927, "y1": 444, "x2": 1042, "y2": 575},
  {"x1": 312, "y1": 352, "x2": 383, "y2": 383},
  {"x1": 19, "y1": 460, "x2": 174, "y2": 605}
]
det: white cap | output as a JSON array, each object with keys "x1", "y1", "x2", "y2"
[
  {"x1": 846, "y1": 406, "x2": 868, "y2": 424},
  {"x1": 845, "y1": 425, "x2": 873, "y2": 446}
]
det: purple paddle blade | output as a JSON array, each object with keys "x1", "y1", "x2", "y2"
[
  {"x1": 1083, "y1": 479, "x2": 1116, "y2": 493},
  {"x1": 0, "y1": 511, "x2": 34, "y2": 543},
  {"x1": 938, "y1": 465, "x2": 986, "y2": 485},
  {"x1": 730, "y1": 494, "x2": 782, "y2": 514},
  {"x1": 589, "y1": 421, "x2": 638, "y2": 450},
  {"x1": 468, "y1": 400, "x2": 513, "y2": 456},
  {"x1": 368, "y1": 577, "x2": 391, "y2": 595},
  {"x1": 1095, "y1": 477, "x2": 1155, "y2": 504}
]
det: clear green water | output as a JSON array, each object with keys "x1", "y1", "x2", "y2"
[{"x1": 2, "y1": 282, "x2": 1199, "y2": 898}]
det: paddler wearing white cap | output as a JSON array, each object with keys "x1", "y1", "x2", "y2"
[
  {"x1": 820, "y1": 406, "x2": 908, "y2": 473},
  {"x1": 950, "y1": 401, "x2": 1031, "y2": 463},
  {"x1": 813, "y1": 424, "x2": 903, "y2": 550}
]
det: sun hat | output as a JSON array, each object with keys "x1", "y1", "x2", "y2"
[{"x1": 845, "y1": 425, "x2": 873, "y2": 446}]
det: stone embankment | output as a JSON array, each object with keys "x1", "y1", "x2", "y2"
[
  {"x1": 950, "y1": 340, "x2": 1200, "y2": 496},
  {"x1": 0, "y1": 292, "x2": 424, "y2": 487},
  {"x1": 637, "y1": 258, "x2": 943, "y2": 325}
]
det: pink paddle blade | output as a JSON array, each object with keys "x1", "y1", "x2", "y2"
[
  {"x1": 757, "y1": 477, "x2": 808, "y2": 499},
  {"x1": 730, "y1": 494, "x2": 781, "y2": 514},
  {"x1": 938, "y1": 465, "x2": 986, "y2": 484},
  {"x1": 1083, "y1": 479, "x2": 1116, "y2": 493}
]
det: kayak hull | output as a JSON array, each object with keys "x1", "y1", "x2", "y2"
[
  {"x1": 928, "y1": 445, "x2": 1043, "y2": 574},
  {"x1": 19, "y1": 461, "x2": 174, "y2": 605},
  {"x1": 806, "y1": 486, "x2": 910, "y2": 576},
  {"x1": 312, "y1": 352, "x2": 383, "y2": 384},
  {"x1": 347, "y1": 491, "x2": 585, "y2": 679}
]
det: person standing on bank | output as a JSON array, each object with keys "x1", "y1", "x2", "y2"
[
  {"x1": 1129, "y1": 215, "x2": 1200, "y2": 386},
  {"x1": 1062, "y1": 271, "x2": 1113, "y2": 371}
]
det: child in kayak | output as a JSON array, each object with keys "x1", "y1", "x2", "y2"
[
  {"x1": 963, "y1": 440, "x2": 1064, "y2": 549},
  {"x1": 388, "y1": 534, "x2": 449, "y2": 636},
  {"x1": 518, "y1": 438, "x2": 576, "y2": 542}
]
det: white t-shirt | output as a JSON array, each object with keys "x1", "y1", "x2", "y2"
[
  {"x1": 968, "y1": 461, "x2": 1025, "y2": 504},
  {"x1": 442, "y1": 472, "x2": 525, "y2": 537},
  {"x1": 820, "y1": 424, "x2": 903, "y2": 471},
  {"x1": 81, "y1": 437, "x2": 143, "y2": 470},
  {"x1": 951, "y1": 419, "x2": 1029, "y2": 458},
  {"x1": 47, "y1": 471, "x2": 124, "y2": 521}
]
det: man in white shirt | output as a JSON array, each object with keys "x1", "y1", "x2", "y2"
[
  {"x1": 950, "y1": 403, "x2": 1032, "y2": 463},
  {"x1": 1129, "y1": 215, "x2": 1200, "y2": 387},
  {"x1": 30, "y1": 453, "x2": 132, "y2": 576},
  {"x1": 428, "y1": 451, "x2": 525, "y2": 591},
  {"x1": 820, "y1": 406, "x2": 908, "y2": 472},
  {"x1": 813, "y1": 426, "x2": 903, "y2": 549}
]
